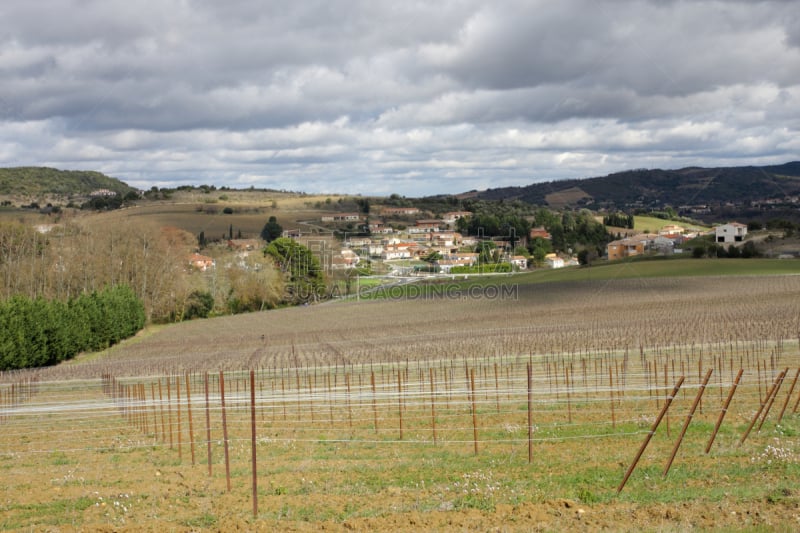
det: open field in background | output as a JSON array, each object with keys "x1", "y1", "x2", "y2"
[
  {"x1": 2, "y1": 273, "x2": 800, "y2": 530},
  {"x1": 632, "y1": 215, "x2": 711, "y2": 233},
  {"x1": 87, "y1": 197, "x2": 341, "y2": 239}
]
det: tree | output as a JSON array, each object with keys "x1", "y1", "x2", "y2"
[
  {"x1": 183, "y1": 290, "x2": 214, "y2": 320},
  {"x1": 264, "y1": 238, "x2": 326, "y2": 303},
  {"x1": 475, "y1": 241, "x2": 499, "y2": 264},
  {"x1": 260, "y1": 216, "x2": 283, "y2": 242},
  {"x1": 422, "y1": 251, "x2": 442, "y2": 264}
]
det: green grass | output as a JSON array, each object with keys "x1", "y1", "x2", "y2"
[{"x1": 632, "y1": 215, "x2": 710, "y2": 233}]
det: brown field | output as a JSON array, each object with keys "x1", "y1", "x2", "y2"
[
  {"x1": 544, "y1": 186, "x2": 592, "y2": 209},
  {"x1": 3, "y1": 275, "x2": 800, "y2": 531},
  {"x1": 85, "y1": 192, "x2": 353, "y2": 240}
]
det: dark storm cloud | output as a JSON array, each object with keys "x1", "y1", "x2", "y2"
[{"x1": 0, "y1": 0, "x2": 798, "y2": 195}]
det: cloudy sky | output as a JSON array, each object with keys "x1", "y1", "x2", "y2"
[{"x1": 1, "y1": 0, "x2": 799, "y2": 196}]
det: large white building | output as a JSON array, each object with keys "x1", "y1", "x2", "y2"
[{"x1": 715, "y1": 222, "x2": 747, "y2": 243}]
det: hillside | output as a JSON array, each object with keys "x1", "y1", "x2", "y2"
[
  {"x1": 0, "y1": 167, "x2": 137, "y2": 198},
  {"x1": 472, "y1": 161, "x2": 800, "y2": 209}
]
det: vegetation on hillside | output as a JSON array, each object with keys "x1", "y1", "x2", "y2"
[
  {"x1": 473, "y1": 161, "x2": 800, "y2": 211},
  {"x1": 0, "y1": 167, "x2": 137, "y2": 198}
]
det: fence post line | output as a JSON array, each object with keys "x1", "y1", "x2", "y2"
[
  {"x1": 429, "y1": 368, "x2": 437, "y2": 445},
  {"x1": 617, "y1": 376, "x2": 684, "y2": 494},
  {"x1": 250, "y1": 369, "x2": 258, "y2": 518},
  {"x1": 204, "y1": 372, "x2": 212, "y2": 477},
  {"x1": 371, "y1": 371, "x2": 378, "y2": 433},
  {"x1": 494, "y1": 362, "x2": 500, "y2": 413},
  {"x1": 175, "y1": 376, "x2": 182, "y2": 461},
  {"x1": 740, "y1": 370, "x2": 783, "y2": 445},
  {"x1": 527, "y1": 362, "x2": 534, "y2": 464},
  {"x1": 664, "y1": 368, "x2": 713, "y2": 477},
  {"x1": 219, "y1": 371, "x2": 231, "y2": 492},
  {"x1": 397, "y1": 370, "x2": 404, "y2": 441},
  {"x1": 470, "y1": 368, "x2": 479, "y2": 455},
  {"x1": 609, "y1": 366, "x2": 616, "y2": 429},
  {"x1": 185, "y1": 373, "x2": 196, "y2": 465},
  {"x1": 166, "y1": 378, "x2": 173, "y2": 449},
  {"x1": 150, "y1": 383, "x2": 158, "y2": 441},
  {"x1": 565, "y1": 366, "x2": 572, "y2": 424},
  {"x1": 776, "y1": 368, "x2": 800, "y2": 424},
  {"x1": 706, "y1": 368, "x2": 743, "y2": 454},
  {"x1": 756, "y1": 368, "x2": 788, "y2": 432}
]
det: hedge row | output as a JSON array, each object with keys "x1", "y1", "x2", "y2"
[{"x1": 0, "y1": 285, "x2": 145, "y2": 371}]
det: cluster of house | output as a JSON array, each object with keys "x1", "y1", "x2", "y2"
[
  {"x1": 606, "y1": 222, "x2": 749, "y2": 260},
  {"x1": 340, "y1": 231, "x2": 530, "y2": 272},
  {"x1": 188, "y1": 205, "x2": 755, "y2": 274}
]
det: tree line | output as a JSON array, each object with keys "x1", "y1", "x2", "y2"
[{"x1": 0, "y1": 285, "x2": 145, "y2": 370}]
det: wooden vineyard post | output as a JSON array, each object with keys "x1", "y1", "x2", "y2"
[
  {"x1": 664, "y1": 362, "x2": 670, "y2": 437},
  {"x1": 776, "y1": 368, "x2": 800, "y2": 424},
  {"x1": 609, "y1": 366, "x2": 616, "y2": 429},
  {"x1": 429, "y1": 368, "x2": 437, "y2": 445},
  {"x1": 527, "y1": 362, "x2": 533, "y2": 464},
  {"x1": 617, "y1": 376, "x2": 684, "y2": 494},
  {"x1": 166, "y1": 378, "x2": 173, "y2": 449},
  {"x1": 150, "y1": 383, "x2": 158, "y2": 441},
  {"x1": 346, "y1": 373, "x2": 352, "y2": 429},
  {"x1": 494, "y1": 363, "x2": 500, "y2": 413},
  {"x1": 565, "y1": 366, "x2": 572, "y2": 424},
  {"x1": 740, "y1": 370, "x2": 783, "y2": 445},
  {"x1": 326, "y1": 373, "x2": 333, "y2": 427},
  {"x1": 663, "y1": 368, "x2": 712, "y2": 478},
  {"x1": 308, "y1": 374, "x2": 315, "y2": 424},
  {"x1": 204, "y1": 372, "x2": 212, "y2": 476},
  {"x1": 397, "y1": 370, "x2": 404, "y2": 441},
  {"x1": 706, "y1": 368, "x2": 743, "y2": 453},
  {"x1": 281, "y1": 375, "x2": 286, "y2": 421},
  {"x1": 250, "y1": 370, "x2": 258, "y2": 518},
  {"x1": 175, "y1": 376, "x2": 182, "y2": 461},
  {"x1": 185, "y1": 374, "x2": 196, "y2": 465},
  {"x1": 756, "y1": 368, "x2": 787, "y2": 432},
  {"x1": 219, "y1": 371, "x2": 231, "y2": 492},
  {"x1": 470, "y1": 368, "x2": 479, "y2": 455},
  {"x1": 371, "y1": 371, "x2": 378, "y2": 433}
]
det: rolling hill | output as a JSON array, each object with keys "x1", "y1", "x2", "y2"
[
  {"x1": 0, "y1": 167, "x2": 137, "y2": 198},
  {"x1": 471, "y1": 161, "x2": 800, "y2": 209}
]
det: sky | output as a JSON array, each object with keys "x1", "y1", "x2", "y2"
[{"x1": 1, "y1": 0, "x2": 799, "y2": 196}]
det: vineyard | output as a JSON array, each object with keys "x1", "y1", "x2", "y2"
[{"x1": 2, "y1": 274, "x2": 800, "y2": 530}]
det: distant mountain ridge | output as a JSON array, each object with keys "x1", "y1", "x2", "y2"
[
  {"x1": 470, "y1": 162, "x2": 800, "y2": 208},
  {"x1": 0, "y1": 167, "x2": 136, "y2": 197}
]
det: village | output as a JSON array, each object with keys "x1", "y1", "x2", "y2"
[{"x1": 187, "y1": 202, "x2": 756, "y2": 281}]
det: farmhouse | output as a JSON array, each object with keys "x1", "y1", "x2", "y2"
[
  {"x1": 189, "y1": 253, "x2": 215, "y2": 271},
  {"x1": 529, "y1": 227, "x2": 552, "y2": 240},
  {"x1": 321, "y1": 213, "x2": 361, "y2": 222},
  {"x1": 408, "y1": 219, "x2": 442, "y2": 233},
  {"x1": 715, "y1": 222, "x2": 747, "y2": 243},
  {"x1": 428, "y1": 232, "x2": 462, "y2": 248},
  {"x1": 381, "y1": 207, "x2": 420, "y2": 216},
  {"x1": 510, "y1": 255, "x2": 528, "y2": 270},
  {"x1": 658, "y1": 224, "x2": 685, "y2": 236},
  {"x1": 441, "y1": 211, "x2": 472, "y2": 225},
  {"x1": 381, "y1": 242, "x2": 418, "y2": 260},
  {"x1": 331, "y1": 249, "x2": 360, "y2": 269},
  {"x1": 544, "y1": 253, "x2": 565, "y2": 269},
  {"x1": 607, "y1": 237, "x2": 645, "y2": 260}
]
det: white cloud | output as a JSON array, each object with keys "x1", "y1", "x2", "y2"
[{"x1": 0, "y1": 0, "x2": 797, "y2": 195}]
